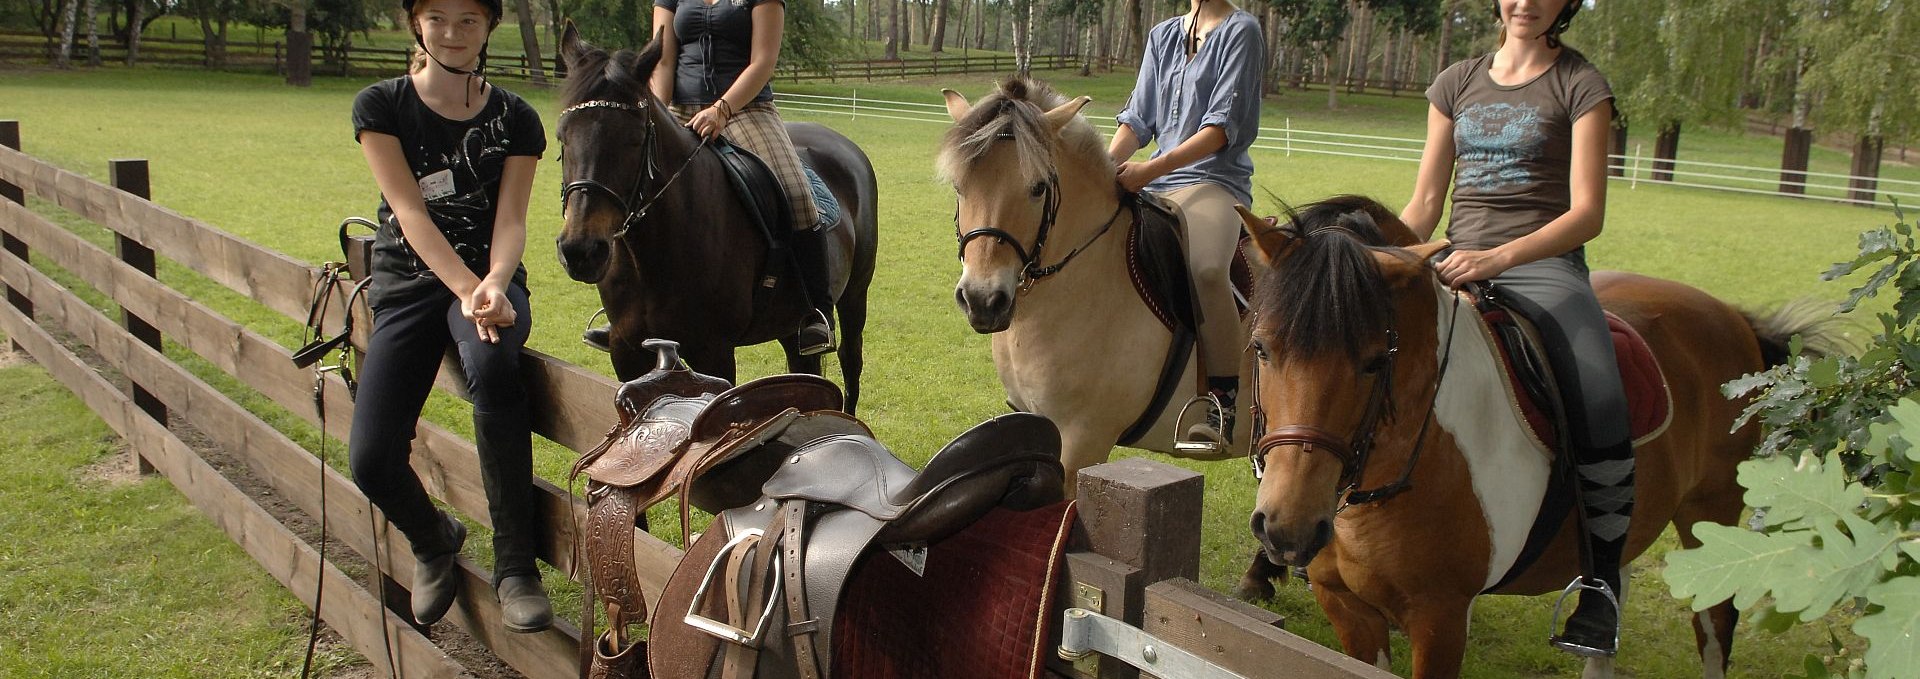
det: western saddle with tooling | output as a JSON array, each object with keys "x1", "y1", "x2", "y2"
[{"x1": 573, "y1": 340, "x2": 1071, "y2": 679}]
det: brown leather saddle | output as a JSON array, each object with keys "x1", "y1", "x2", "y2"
[
  {"x1": 572, "y1": 339, "x2": 854, "y2": 678},
  {"x1": 647, "y1": 412, "x2": 1066, "y2": 679},
  {"x1": 574, "y1": 339, "x2": 1068, "y2": 679}
]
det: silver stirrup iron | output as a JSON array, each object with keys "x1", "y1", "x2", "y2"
[
  {"x1": 1173, "y1": 392, "x2": 1227, "y2": 455},
  {"x1": 1547, "y1": 575, "x2": 1621, "y2": 658},
  {"x1": 684, "y1": 529, "x2": 785, "y2": 646}
]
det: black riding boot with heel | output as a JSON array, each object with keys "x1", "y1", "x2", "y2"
[
  {"x1": 410, "y1": 510, "x2": 467, "y2": 625},
  {"x1": 792, "y1": 227, "x2": 835, "y2": 356},
  {"x1": 1551, "y1": 441, "x2": 1635, "y2": 657},
  {"x1": 474, "y1": 408, "x2": 553, "y2": 633}
]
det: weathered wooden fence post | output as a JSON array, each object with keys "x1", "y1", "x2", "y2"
[
  {"x1": 110, "y1": 158, "x2": 163, "y2": 475},
  {"x1": 1058, "y1": 457, "x2": 1204, "y2": 678},
  {"x1": 2, "y1": 120, "x2": 28, "y2": 354}
]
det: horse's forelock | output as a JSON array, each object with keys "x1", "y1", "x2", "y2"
[
  {"x1": 560, "y1": 39, "x2": 660, "y2": 107},
  {"x1": 935, "y1": 78, "x2": 1106, "y2": 187},
  {"x1": 1254, "y1": 197, "x2": 1408, "y2": 361}
]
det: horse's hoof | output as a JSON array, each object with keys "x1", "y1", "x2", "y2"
[{"x1": 1234, "y1": 577, "x2": 1276, "y2": 603}]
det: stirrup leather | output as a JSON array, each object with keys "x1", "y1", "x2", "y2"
[
  {"x1": 684, "y1": 529, "x2": 785, "y2": 646},
  {"x1": 1547, "y1": 575, "x2": 1621, "y2": 658}
]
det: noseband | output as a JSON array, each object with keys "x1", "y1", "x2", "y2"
[
  {"x1": 558, "y1": 99, "x2": 709, "y2": 240},
  {"x1": 1246, "y1": 285, "x2": 1462, "y2": 511},
  {"x1": 952, "y1": 131, "x2": 1126, "y2": 292}
]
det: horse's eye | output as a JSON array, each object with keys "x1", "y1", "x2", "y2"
[
  {"x1": 1029, "y1": 181, "x2": 1046, "y2": 198},
  {"x1": 1250, "y1": 340, "x2": 1270, "y2": 362},
  {"x1": 1361, "y1": 353, "x2": 1390, "y2": 376}
]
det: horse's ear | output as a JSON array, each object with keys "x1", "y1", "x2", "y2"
[
  {"x1": 1238, "y1": 204, "x2": 1292, "y2": 268},
  {"x1": 1043, "y1": 96, "x2": 1093, "y2": 132},
  {"x1": 560, "y1": 21, "x2": 589, "y2": 70},
  {"x1": 942, "y1": 89, "x2": 972, "y2": 122},
  {"x1": 1404, "y1": 239, "x2": 1450, "y2": 262}
]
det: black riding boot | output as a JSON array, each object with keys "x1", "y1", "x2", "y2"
[
  {"x1": 792, "y1": 228, "x2": 835, "y2": 356},
  {"x1": 1551, "y1": 441, "x2": 1635, "y2": 657}
]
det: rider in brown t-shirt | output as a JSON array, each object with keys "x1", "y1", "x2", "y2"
[{"x1": 1400, "y1": 0, "x2": 1629, "y2": 660}]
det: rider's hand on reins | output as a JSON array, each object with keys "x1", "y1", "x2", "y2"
[
  {"x1": 1115, "y1": 160, "x2": 1154, "y2": 193},
  {"x1": 1433, "y1": 248, "x2": 1512, "y2": 288},
  {"x1": 689, "y1": 102, "x2": 731, "y2": 141}
]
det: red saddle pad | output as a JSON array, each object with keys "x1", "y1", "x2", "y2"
[
  {"x1": 830, "y1": 501, "x2": 1077, "y2": 679},
  {"x1": 1484, "y1": 310, "x2": 1670, "y2": 448}
]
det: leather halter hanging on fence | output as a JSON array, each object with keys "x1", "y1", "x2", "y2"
[
  {"x1": 1245, "y1": 264, "x2": 1464, "y2": 512},
  {"x1": 558, "y1": 99, "x2": 711, "y2": 240}
]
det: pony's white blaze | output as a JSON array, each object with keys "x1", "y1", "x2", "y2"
[{"x1": 1427, "y1": 283, "x2": 1554, "y2": 590}]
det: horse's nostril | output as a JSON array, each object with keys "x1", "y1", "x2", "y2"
[
  {"x1": 1250, "y1": 511, "x2": 1266, "y2": 537},
  {"x1": 954, "y1": 288, "x2": 968, "y2": 311}
]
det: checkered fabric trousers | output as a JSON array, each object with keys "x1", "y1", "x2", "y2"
[{"x1": 673, "y1": 101, "x2": 820, "y2": 231}]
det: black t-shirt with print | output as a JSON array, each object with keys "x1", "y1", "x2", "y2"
[{"x1": 351, "y1": 76, "x2": 545, "y2": 307}]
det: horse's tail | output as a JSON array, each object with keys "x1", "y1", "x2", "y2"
[{"x1": 1742, "y1": 298, "x2": 1854, "y2": 367}]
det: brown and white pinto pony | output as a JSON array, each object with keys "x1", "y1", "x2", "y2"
[
  {"x1": 1238, "y1": 196, "x2": 1832, "y2": 679},
  {"x1": 936, "y1": 79, "x2": 1250, "y2": 478}
]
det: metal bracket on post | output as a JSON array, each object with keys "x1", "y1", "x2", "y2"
[{"x1": 1058, "y1": 608, "x2": 1250, "y2": 679}]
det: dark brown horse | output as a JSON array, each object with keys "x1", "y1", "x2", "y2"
[
  {"x1": 554, "y1": 27, "x2": 877, "y2": 409},
  {"x1": 1236, "y1": 196, "x2": 1837, "y2": 678}
]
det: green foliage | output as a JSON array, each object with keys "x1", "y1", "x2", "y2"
[
  {"x1": 1579, "y1": 0, "x2": 1760, "y2": 129},
  {"x1": 1268, "y1": 0, "x2": 1349, "y2": 57},
  {"x1": 1666, "y1": 207, "x2": 1920, "y2": 678}
]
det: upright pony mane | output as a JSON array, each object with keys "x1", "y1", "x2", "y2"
[
  {"x1": 1254, "y1": 195, "x2": 1424, "y2": 361},
  {"x1": 560, "y1": 37, "x2": 662, "y2": 108},
  {"x1": 934, "y1": 78, "x2": 1108, "y2": 185}
]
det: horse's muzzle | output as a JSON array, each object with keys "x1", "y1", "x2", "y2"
[
  {"x1": 1252, "y1": 511, "x2": 1332, "y2": 567},
  {"x1": 955, "y1": 285, "x2": 1013, "y2": 334},
  {"x1": 557, "y1": 234, "x2": 611, "y2": 284}
]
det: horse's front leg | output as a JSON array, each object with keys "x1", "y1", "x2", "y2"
[
  {"x1": 1054, "y1": 421, "x2": 1127, "y2": 498},
  {"x1": 1234, "y1": 551, "x2": 1287, "y2": 602},
  {"x1": 1314, "y1": 579, "x2": 1395, "y2": 672},
  {"x1": 1400, "y1": 593, "x2": 1474, "y2": 679}
]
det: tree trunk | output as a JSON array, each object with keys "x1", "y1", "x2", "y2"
[
  {"x1": 902, "y1": 0, "x2": 912, "y2": 52},
  {"x1": 1325, "y1": 51, "x2": 1338, "y2": 109},
  {"x1": 1778, "y1": 127, "x2": 1812, "y2": 196},
  {"x1": 931, "y1": 0, "x2": 947, "y2": 52},
  {"x1": 1079, "y1": 22, "x2": 1093, "y2": 75},
  {"x1": 1609, "y1": 119, "x2": 1627, "y2": 178},
  {"x1": 885, "y1": 0, "x2": 899, "y2": 59},
  {"x1": 1652, "y1": 120, "x2": 1680, "y2": 182},
  {"x1": 515, "y1": 0, "x2": 546, "y2": 84},
  {"x1": 285, "y1": 2, "x2": 312, "y2": 86},
  {"x1": 1434, "y1": 1, "x2": 1453, "y2": 79},
  {"x1": 83, "y1": 0, "x2": 98, "y2": 66},
  {"x1": 1014, "y1": 0, "x2": 1033, "y2": 76},
  {"x1": 1849, "y1": 134, "x2": 1884, "y2": 206},
  {"x1": 124, "y1": 0, "x2": 140, "y2": 65},
  {"x1": 1126, "y1": 0, "x2": 1142, "y2": 62},
  {"x1": 55, "y1": 0, "x2": 77, "y2": 67}
]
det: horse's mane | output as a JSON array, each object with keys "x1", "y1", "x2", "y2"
[
  {"x1": 934, "y1": 77, "x2": 1108, "y2": 185},
  {"x1": 1254, "y1": 195, "x2": 1422, "y2": 361},
  {"x1": 560, "y1": 37, "x2": 662, "y2": 108}
]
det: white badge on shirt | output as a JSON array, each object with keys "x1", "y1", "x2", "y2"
[{"x1": 417, "y1": 168, "x2": 456, "y2": 201}]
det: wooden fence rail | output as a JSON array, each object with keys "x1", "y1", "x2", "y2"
[{"x1": 0, "y1": 122, "x2": 1385, "y2": 678}]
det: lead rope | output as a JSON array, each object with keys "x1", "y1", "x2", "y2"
[{"x1": 297, "y1": 265, "x2": 394, "y2": 679}]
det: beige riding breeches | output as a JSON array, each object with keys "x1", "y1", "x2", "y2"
[{"x1": 1158, "y1": 182, "x2": 1242, "y2": 379}]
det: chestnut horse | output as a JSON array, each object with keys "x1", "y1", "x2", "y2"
[
  {"x1": 937, "y1": 79, "x2": 1253, "y2": 478},
  {"x1": 1237, "y1": 196, "x2": 1834, "y2": 678},
  {"x1": 554, "y1": 28, "x2": 877, "y2": 408}
]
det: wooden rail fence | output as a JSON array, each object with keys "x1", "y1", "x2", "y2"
[{"x1": 0, "y1": 118, "x2": 1390, "y2": 679}]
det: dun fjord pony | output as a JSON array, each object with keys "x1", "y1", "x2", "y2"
[
  {"x1": 554, "y1": 28, "x2": 878, "y2": 407},
  {"x1": 1238, "y1": 196, "x2": 1833, "y2": 679},
  {"x1": 938, "y1": 79, "x2": 1253, "y2": 478}
]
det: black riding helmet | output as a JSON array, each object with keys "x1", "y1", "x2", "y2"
[
  {"x1": 402, "y1": 0, "x2": 499, "y2": 83},
  {"x1": 1490, "y1": 1, "x2": 1581, "y2": 47}
]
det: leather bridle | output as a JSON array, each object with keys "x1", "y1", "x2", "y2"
[
  {"x1": 1246, "y1": 268, "x2": 1463, "y2": 512},
  {"x1": 953, "y1": 159, "x2": 1126, "y2": 293},
  {"x1": 558, "y1": 99, "x2": 709, "y2": 240}
]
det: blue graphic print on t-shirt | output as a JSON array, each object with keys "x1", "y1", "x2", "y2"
[{"x1": 1454, "y1": 102, "x2": 1545, "y2": 191}]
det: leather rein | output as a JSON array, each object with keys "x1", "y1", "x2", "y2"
[
  {"x1": 558, "y1": 99, "x2": 711, "y2": 240},
  {"x1": 1246, "y1": 253, "x2": 1464, "y2": 512}
]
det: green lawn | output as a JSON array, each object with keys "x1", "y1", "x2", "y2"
[{"x1": 0, "y1": 66, "x2": 1895, "y2": 677}]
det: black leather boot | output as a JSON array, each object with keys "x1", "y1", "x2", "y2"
[
  {"x1": 497, "y1": 574, "x2": 554, "y2": 633},
  {"x1": 1551, "y1": 442, "x2": 1635, "y2": 657},
  {"x1": 411, "y1": 511, "x2": 466, "y2": 625},
  {"x1": 792, "y1": 228, "x2": 835, "y2": 356},
  {"x1": 1550, "y1": 538, "x2": 1624, "y2": 657}
]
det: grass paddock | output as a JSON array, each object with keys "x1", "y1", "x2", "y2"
[{"x1": 0, "y1": 65, "x2": 1892, "y2": 677}]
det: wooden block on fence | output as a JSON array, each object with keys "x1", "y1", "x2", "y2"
[
  {"x1": 1074, "y1": 457, "x2": 1203, "y2": 584},
  {"x1": 1142, "y1": 579, "x2": 1395, "y2": 679}
]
